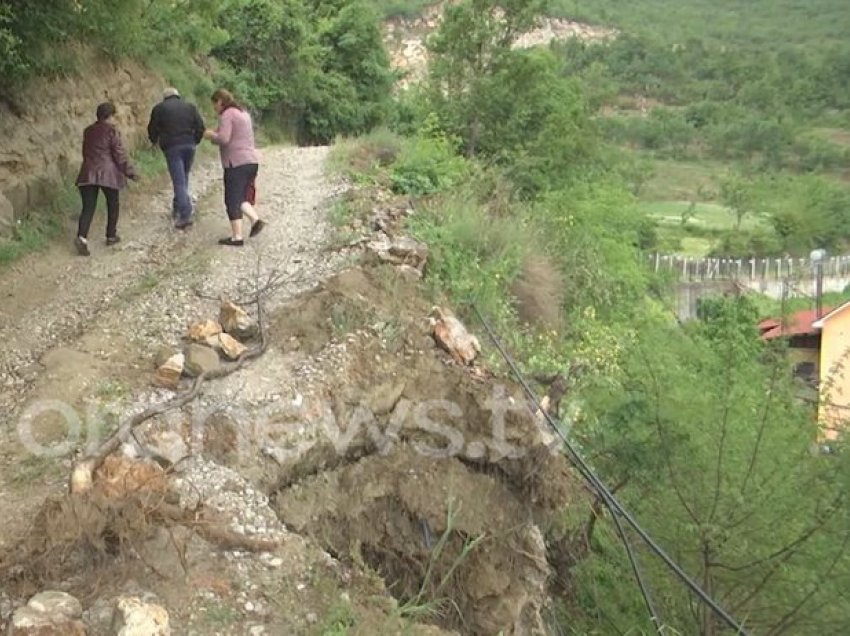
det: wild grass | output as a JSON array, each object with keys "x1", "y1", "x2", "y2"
[
  {"x1": 329, "y1": 128, "x2": 404, "y2": 184},
  {"x1": 397, "y1": 498, "x2": 485, "y2": 623}
]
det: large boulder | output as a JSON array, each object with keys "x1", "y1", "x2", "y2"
[{"x1": 205, "y1": 332, "x2": 247, "y2": 361}]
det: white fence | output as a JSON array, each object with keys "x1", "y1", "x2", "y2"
[{"x1": 649, "y1": 254, "x2": 850, "y2": 281}]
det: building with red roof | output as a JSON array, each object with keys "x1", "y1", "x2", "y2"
[{"x1": 760, "y1": 302, "x2": 850, "y2": 438}]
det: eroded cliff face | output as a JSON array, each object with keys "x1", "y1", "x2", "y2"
[{"x1": 0, "y1": 58, "x2": 163, "y2": 233}]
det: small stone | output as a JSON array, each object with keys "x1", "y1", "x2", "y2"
[
  {"x1": 244, "y1": 601, "x2": 254, "y2": 612},
  {"x1": 220, "y1": 300, "x2": 259, "y2": 340},
  {"x1": 154, "y1": 354, "x2": 184, "y2": 389},
  {"x1": 217, "y1": 333, "x2": 248, "y2": 360},
  {"x1": 146, "y1": 430, "x2": 189, "y2": 465},
  {"x1": 306, "y1": 612, "x2": 318, "y2": 624},
  {"x1": 249, "y1": 626, "x2": 266, "y2": 636},
  {"x1": 187, "y1": 319, "x2": 223, "y2": 341},
  {"x1": 8, "y1": 605, "x2": 86, "y2": 635},
  {"x1": 110, "y1": 596, "x2": 170, "y2": 635},
  {"x1": 430, "y1": 307, "x2": 480, "y2": 365},
  {"x1": 184, "y1": 344, "x2": 221, "y2": 377},
  {"x1": 27, "y1": 591, "x2": 83, "y2": 619}
]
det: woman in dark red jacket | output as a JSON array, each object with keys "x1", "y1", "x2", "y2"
[{"x1": 74, "y1": 102, "x2": 138, "y2": 256}]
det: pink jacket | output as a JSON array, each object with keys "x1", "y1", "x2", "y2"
[{"x1": 210, "y1": 106, "x2": 259, "y2": 168}]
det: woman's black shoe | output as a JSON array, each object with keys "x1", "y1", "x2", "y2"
[
  {"x1": 218, "y1": 237, "x2": 244, "y2": 246},
  {"x1": 249, "y1": 220, "x2": 266, "y2": 237},
  {"x1": 74, "y1": 236, "x2": 90, "y2": 256}
]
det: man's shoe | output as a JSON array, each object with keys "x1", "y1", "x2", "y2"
[
  {"x1": 175, "y1": 219, "x2": 193, "y2": 230},
  {"x1": 249, "y1": 219, "x2": 266, "y2": 238},
  {"x1": 218, "y1": 237, "x2": 244, "y2": 246},
  {"x1": 106, "y1": 235, "x2": 121, "y2": 246},
  {"x1": 74, "y1": 236, "x2": 90, "y2": 256}
]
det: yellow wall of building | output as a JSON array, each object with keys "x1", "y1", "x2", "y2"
[{"x1": 818, "y1": 308, "x2": 850, "y2": 437}]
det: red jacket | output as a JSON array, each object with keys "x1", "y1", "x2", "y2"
[{"x1": 75, "y1": 121, "x2": 137, "y2": 189}]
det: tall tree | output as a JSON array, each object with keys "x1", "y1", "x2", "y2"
[
  {"x1": 573, "y1": 297, "x2": 850, "y2": 634},
  {"x1": 425, "y1": 0, "x2": 545, "y2": 157}
]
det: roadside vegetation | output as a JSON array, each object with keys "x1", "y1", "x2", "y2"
[
  {"x1": 3, "y1": 0, "x2": 850, "y2": 632},
  {"x1": 332, "y1": 0, "x2": 850, "y2": 631}
]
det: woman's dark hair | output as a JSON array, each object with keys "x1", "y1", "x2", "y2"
[
  {"x1": 96, "y1": 102, "x2": 116, "y2": 121},
  {"x1": 211, "y1": 88, "x2": 242, "y2": 111}
]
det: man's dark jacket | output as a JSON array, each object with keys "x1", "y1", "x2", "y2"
[{"x1": 147, "y1": 96, "x2": 205, "y2": 150}]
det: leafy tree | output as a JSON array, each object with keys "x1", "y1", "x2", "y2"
[
  {"x1": 425, "y1": 0, "x2": 546, "y2": 157},
  {"x1": 302, "y1": 0, "x2": 393, "y2": 142},
  {"x1": 214, "y1": 0, "x2": 392, "y2": 143},
  {"x1": 719, "y1": 174, "x2": 758, "y2": 230},
  {"x1": 767, "y1": 174, "x2": 850, "y2": 253},
  {"x1": 213, "y1": 0, "x2": 316, "y2": 112},
  {"x1": 573, "y1": 302, "x2": 850, "y2": 634}
]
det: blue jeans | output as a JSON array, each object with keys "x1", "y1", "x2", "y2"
[{"x1": 164, "y1": 144, "x2": 196, "y2": 221}]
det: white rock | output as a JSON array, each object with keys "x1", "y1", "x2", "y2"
[
  {"x1": 110, "y1": 596, "x2": 170, "y2": 635},
  {"x1": 27, "y1": 591, "x2": 82, "y2": 619}
]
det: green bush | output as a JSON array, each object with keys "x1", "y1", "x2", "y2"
[
  {"x1": 408, "y1": 195, "x2": 525, "y2": 322},
  {"x1": 389, "y1": 134, "x2": 468, "y2": 196}
]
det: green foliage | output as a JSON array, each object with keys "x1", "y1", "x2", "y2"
[
  {"x1": 368, "y1": 1, "x2": 850, "y2": 632},
  {"x1": 367, "y1": 0, "x2": 435, "y2": 19},
  {"x1": 329, "y1": 128, "x2": 403, "y2": 182},
  {"x1": 0, "y1": 0, "x2": 393, "y2": 144},
  {"x1": 424, "y1": 0, "x2": 547, "y2": 157},
  {"x1": 408, "y1": 194, "x2": 524, "y2": 322},
  {"x1": 572, "y1": 303, "x2": 850, "y2": 634},
  {"x1": 318, "y1": 600, "x2": 357, "y2": 635},
  {"x1": 766, "y1": 175, "x2": 850, "y2": 253},
  {"x1": 212, "y1": 0, "x2": 316, "y2": 112},
  {"x1": 213, "y1": 0, "x2": 393, "y2": 143},
  {"x1": 390, "y1": 131, "x2": 468, "y2": 195},
  {"x1": 718, "y1": 174, "x2": 759, "y2": 230},
  {"x1": 0, "y1": 0, "x2": 236, "y2": 88}
]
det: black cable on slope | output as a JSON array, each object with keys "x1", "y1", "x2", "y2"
[
  {"x1": 471, "y1": 304, "x2": 750, "y2": 636},
  {"x1": 607, "y1": 497, "x2": 664, "y2": 634}
]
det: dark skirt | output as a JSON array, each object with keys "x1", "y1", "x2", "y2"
[{"x1": 223, "y1": 163, "x2": 259, "y2": 220}]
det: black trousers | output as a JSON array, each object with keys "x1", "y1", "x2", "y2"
[{"x1": 77, "y1": 185, "x2": 119, "y2": 239}]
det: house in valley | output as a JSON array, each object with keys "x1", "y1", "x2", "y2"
[{"x1": 760, "y1": 302, "x2": 850, "y2": 438}]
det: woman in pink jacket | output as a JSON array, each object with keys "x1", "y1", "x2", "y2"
[{"x1": 204, "y1": 88, "x2": 266, "y2": 246}]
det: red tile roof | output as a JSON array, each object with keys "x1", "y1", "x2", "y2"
[{"x1": 759, "y1": 307, "x2": 833, "y2": 340}]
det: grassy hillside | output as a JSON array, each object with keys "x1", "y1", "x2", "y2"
[
  {"x1": 545, "y1": 0, "x2": 850, "y2": 256},
  {"x1": 550, "y1": 0, "x2": 849, "y2": 49}
]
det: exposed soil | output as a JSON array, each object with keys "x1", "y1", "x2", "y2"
[{"x1": 0, "y1": 143, "x2": 580, "y2": 634}]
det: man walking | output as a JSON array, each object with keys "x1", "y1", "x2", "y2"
[{"x1": 147, "y1": 87, "x2": 205, "y2": 229}]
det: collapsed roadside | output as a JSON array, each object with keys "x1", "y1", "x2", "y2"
[{"x1": 0, "y1": 142, "x2": 584, "y2": 635}]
